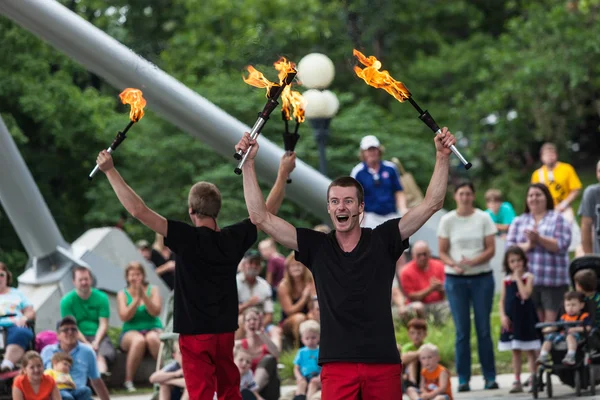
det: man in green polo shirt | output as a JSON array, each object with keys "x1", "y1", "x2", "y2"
[{"x1": 60, "y1": 266, "x2": 116, "y2": 375}]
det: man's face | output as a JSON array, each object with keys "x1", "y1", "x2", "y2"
[
  {"x1": 243, "y1": 259, "x2": 262, "y2": 279},
  {"x1": 412, "y1": 245, "x2": 430, "y2": 269},
  {"x1": 407, "y1": 327, "x2": 426, "y2": 346},
  {"x1": 73, "y1": 270, "x2": 92, "y2": 293},
  {"x1": 540, "y1": 149, "x2": 557, "y2": 166},
  {"x1": 58, "y1": 323, "x2": 78, "y2": 347},
  {"x1": 327, "y1": 186, "x2": 363, "y2": 233},
  {"x1": 362, "y1": 147, "x2": 381, "y2": 165}
]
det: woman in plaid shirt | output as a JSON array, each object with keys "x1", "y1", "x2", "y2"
[{"x1": 506, "y1": 183, "x2": 572, "y2": 324}]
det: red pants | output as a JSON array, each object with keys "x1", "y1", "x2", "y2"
[
  {"x1": 321, "y1": 362, "x2": 402, "y2": 399},
  {"x1": 179, "y1": 332, "x2": 241, "y2": 400}
]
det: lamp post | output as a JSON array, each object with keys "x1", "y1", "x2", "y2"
[{"x1": 297, "y1": 53, "x2": 339, "y2": 176}]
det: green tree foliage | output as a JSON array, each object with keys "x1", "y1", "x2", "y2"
[{"x1": 1, "y1": 0, "x2": 599, "y2": 274}]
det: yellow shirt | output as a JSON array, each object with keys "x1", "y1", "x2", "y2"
[
  {"x1": 531, "y1": 162, "x2": 582, "y2": 205},
  {"x1": 44, "y1": 369, "x2": 76, "y2": 390}
]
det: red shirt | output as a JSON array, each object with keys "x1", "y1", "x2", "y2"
[
  {"x1": 400, "y1": 259, "x2": 446, "y2": 304},
  {"x1": 241, "y1": 338, "x2": 271, "y2": 372}
]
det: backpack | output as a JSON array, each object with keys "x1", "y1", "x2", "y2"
[{"x1": 35, "y1": 330, "x2": 58, "y2": 353}]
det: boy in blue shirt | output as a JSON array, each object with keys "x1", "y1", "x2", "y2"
[
  {"x1": 293, "y1": 320, "x2": 321, "y2": 400},
  {"x1": 485, "y1": 189, "x2": 516, "y2": 237}
]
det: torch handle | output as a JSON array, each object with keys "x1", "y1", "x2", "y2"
[
  {"x1": 234, "y1": 117, "x2": 267, "y2": 160},
  {"x1": 433, "y1": 129, "x2": 472, "y2": 169},
  {"x1": 418, "y1": 110, "x2": 472, "y2": 170},
  {"x1": 88, "y1": 147, "x2": 113, "y2": 180}
]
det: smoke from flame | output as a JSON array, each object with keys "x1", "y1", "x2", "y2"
[
  {"x1": 352, "y1": 49, "x2": 411, "y2": 103},
  {"x1": 119, "y1": 88, "x2": 147, "y2": 122}
]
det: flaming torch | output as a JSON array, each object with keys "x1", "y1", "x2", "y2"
[
  {"x1": 281, "y1": 85, "x2": 306, "y2": 183},
  {"x1": 88, "y1": 88, "x2": 147, "y2": 180},
  {"x1": 234, "y1": 57, "x2": 297, "y2": 175},
  {"x1": 353, "y1": 49, "x2": 472, "y2": 169}
]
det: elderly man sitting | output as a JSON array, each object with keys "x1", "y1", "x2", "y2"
[{"x1": 399, "y1": 241, "x2": 450, "y2": 324}]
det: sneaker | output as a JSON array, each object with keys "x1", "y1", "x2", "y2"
[
  {"x1": 485, "y1": 380, "x2": 499, "y2": 390},
  {"x1": 509, "y1": 381, "x2": 523, "y2": 393},
  {"x1": 457, "y1": 383, "x2": 470, "y2": 392},
  {"x1": 562, "y1": 354, "x2": 576, "y2": 365},
  {"x1": 537, "y1": 353, "x2": 550, "y2": 364},
  {"x1": 124, "y1": 381, "x2": 136, "y2": 393}
]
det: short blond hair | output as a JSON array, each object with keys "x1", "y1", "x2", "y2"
[
  {"x1": 484, "y1": 189, "x2": 503, "y2": 202},
  {"x1": 419, "y1": 343, "x2": 439, "y2": 356},
  {"x1": 299, "y1": 319, "x2": 320, "y2": 336},
  {"x1": 188, "y1": 182, "x2": 221, "y2": 218}
]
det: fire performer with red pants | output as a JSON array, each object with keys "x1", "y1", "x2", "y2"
[
  {"x1": 96, "y1": 150, "x2": 296, "y2": 400},
  {"x1": 236, "y1": 128, "x2": 456, "y2": 399}
]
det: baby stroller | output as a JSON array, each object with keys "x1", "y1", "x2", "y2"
[
  {"x1": 532, "y1": 255, "x2": 600, "y2": 398},
  {"x1": 0, "y1": 314, "x2": 36, "y2": 400}
]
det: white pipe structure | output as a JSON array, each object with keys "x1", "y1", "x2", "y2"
[{"x1": 0, "y1": 0, "x2": 331, "y2": 221}]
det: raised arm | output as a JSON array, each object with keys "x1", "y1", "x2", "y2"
[
  {"x1": 265, "y1": 152, "x2": 296, "y2": 215},
  {"x1": 97, "y1": 151, "x2": 167, "y2": 237},
  {"x1": 398, "y1": 128, "x2": 455, "y2": 240},
  {"x1": 236, "y1": 133, "x2": 298, "y2": 251}
]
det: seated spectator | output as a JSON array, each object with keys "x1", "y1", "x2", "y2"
[
  {"x1": 574, "y1": 269, "x2": 600, "y2": 328},
  {"x1": 485, "y1": 189, "x2": 516, "y2": 237},
  {"x1": 13, "y1": 351, "x2": 60, "y2": 400},
  {"x1": 0, "y1": 262, "x2": 35, "y2": 372},
  {"x1": 60, "y1": 266, "x2": 115, "y2": 375},
  {"x1": 401, "y1": 318, "x2": 429, "y2": 393},
  {"x1": 293, "y1": 320, "x2": 321, "y2": 400},
  {"x1": 400, "y1": 241, "x2": 449, "y2": 324},
  {"x1": 258, "y1": 238, "x2": 286, "y2": 298},
  {"x1": 152, "y1": 233, "x2": 177, "y2": 290},
  {"x1": 406, "y1": 344, "x2": 453, "y2": 400},
  {"x1": 234, "y1": 347, "x2": 263, "y2": 400},
  {"x1": 137, "y1": 239, "x2": 175, "y2": 290},
  {"x1": 117, "y1": 262, "x2": 163, "y2": 393},
  {"x1": 236, "y1": 251, "x2": 276, "y2": 340},
  {"x1": 149, "y1": 341, "x2": 188, "y2": 400},
  {"x1": 236, "y1": 308, "x2": 281, "y2": 400},
  {"x1": 277, "y1": 253, "x2": 315, "y2": 347},
  {"x1": 41, "y1": 316, "x2": 110, "y2": 400},
  {"x1": 45, "y1": 352, "x2": 92, "y2": 400}
]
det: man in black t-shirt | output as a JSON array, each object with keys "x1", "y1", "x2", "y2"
[
  {"x1": 96, "y1": 150, "x2": 296, "y2": 400},
  {"x1": 236, "y1": 128, "x2": 456, "y2": 399}
]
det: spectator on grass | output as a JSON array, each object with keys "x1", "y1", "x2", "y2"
[
  {"x1": 293, "y1": 320, "x2": 322, "y2": 400},
  {"x1": 506, "y1": 183, "x2": 571, "y2": 324},
  {"x1": 400, "y1": 241, "x2": 449, "y2": 324},
  {"x1": 234, "y1": 347, "x2": 263, "y2": 400},
  {"x1": 149, "y1": 341, "x2": 189, "y2": 400},
  {"x1": 117, "y1": 262, "x2": 163, "y2": 393},
  {"x1": 0, "y1": 262, "x2": 35, "y2": 372},
  {"x1": 60, "y1": 266, "x2": 115, "y2": 375},
  {"x1": 484, "y1": 189, "x2": 516, "y2": 236},
  {"x1": 13, "y1": 351, "x2": 60, "y2": 400},
  {"x1": 45, "y1": 352, "x2": 93, "y2": 400},
  {"x1": 258, "y1": 238, "x2": 286, "y2": 298},
  {"x1": 236, "y1": 307, "x2": 281, "y2": 400},
  {"x1": 578, "y1": 160, "x2": 600, "y2": 255},
  {"x1": 400, "y1": 318, "x2": 429, "y2": 393},
  {"x1": 437, "y1": 181, "x2": 498, "y2": 392},
  {"x1": 136, "y1": 239, "x2": 176, "y2": 290},
  {"x1": 236, "y1": 250, "x2": 276, "y2": 340},
  {"x1": 277, "y1": 253, "x2": 315, "y2": 348},
  {"x1": 41, "y1": 316, "x2": 110, "y2": 400},
  {"x1": 406, "y1": 344, "x2": 453, "y2": 400}
]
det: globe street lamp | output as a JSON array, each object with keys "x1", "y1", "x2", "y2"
[{"x1": 297, "y1": 53, "x2": 339, "y2": 175}]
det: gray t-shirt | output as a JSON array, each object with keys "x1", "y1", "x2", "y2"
[{"x1": 578, "y1": 183, "x2": 600, "y2": 254}]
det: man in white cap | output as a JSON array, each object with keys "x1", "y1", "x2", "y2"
[{"x1": 351, "y1": 134, "x2": 408, "y2": 229}]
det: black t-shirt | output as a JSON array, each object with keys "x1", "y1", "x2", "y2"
[
  {"x1": 165, "y1": 219, "x2": 257, "y2": 334},
  {"x1": 150, "y1": 249, "x2": 175, "y2": 290},
  {"x1": 295, "y1": 218, "x2": 408, "y2": 365}
]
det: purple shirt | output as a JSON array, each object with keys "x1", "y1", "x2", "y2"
[
  {"x1": 267, "y1": 255, "x2": 285, "y2": 288},
  {"x1": 506, "y1": 210, "x2": 571, "y2": 287}
]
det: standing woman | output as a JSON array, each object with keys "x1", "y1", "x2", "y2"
[
  {"x1": 117, "y1": 262, "x2": 163, "y2": 393},
  {"x1": 437, "y1": 182, "x2": 498, "y2": 393},
  {"x1": 506, "y1": 183, "x2": 571, "y2": 324}
]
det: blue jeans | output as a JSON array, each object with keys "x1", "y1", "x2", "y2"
[
  {"x1": 445, "y1": 273, "x2": 496, "y2": 384},
  {"x1": 59, "y1": 386, "x2": 92, "y2": 400}
]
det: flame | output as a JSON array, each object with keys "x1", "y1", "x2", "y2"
[
  {"x1": 243, "y1": 65, "x2": 279, "y2": 97},
  {"x1": 352, "y1": 49, "x2": 411, "y2": 102},
  {"x1": 119, "y1": 88, "x2": 147, "y2": 122},
  {"x1": 281, "y1": 85, "x2": 306, "y2": 123},
  {"x1": 273, "y1": 57, "x2": 297, "y2": 85}
]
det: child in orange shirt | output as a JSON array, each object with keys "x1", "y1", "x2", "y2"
[
  {"x1": 12, "y1": 350, "x2": 60, "y2": 400},
  {"x1": 406, "y1": 344, "x2": 452, "y2": 400}
]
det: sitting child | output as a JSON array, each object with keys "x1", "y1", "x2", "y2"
[
  {"x1": 234, "y1": 347, "x2": 264, "y2": 400},
  {"x1": 538, "y1": 291, "x2": 592, "y2": 365},
  {"x1": 293, "y1": 320, "x2": 321, "y2": 400},
  {"x1": 44, "y1": 352, "x2": 92, "y2": 400},
  {"x1": 406, "y1": 343, "x2": 452, "y2": 400},
  {"x1": 401, "y1": 318, "x2": 428, "y2": 392},
  {"x1": 149, "y1": 341, "x2": 188, "y2": 400},
  {"x1": 574, "y1": 269, "x2": 600, "y2": 328}
]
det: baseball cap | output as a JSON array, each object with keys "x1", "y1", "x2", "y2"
[
  {"x1": 56, "y1": 316, "x2": 77, "y2": 331},
  {"x1": 244, "y1": 249, "x2": 262, "y2": 261},
  {"x1": 135, "y1": 240, "x2": 150, "y2": 249},
  {"x1": 360, "y1": 135, "x2": 381, "y2": 150}
]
